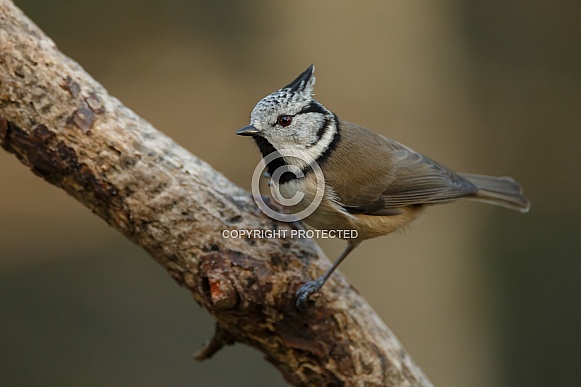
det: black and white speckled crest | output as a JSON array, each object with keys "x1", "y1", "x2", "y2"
[
  {"x1": 250, "y1": 65, "x2": 316, "y2": 124},
  {"x1": 283, "y1": 65, "x2": 315, "y2": 92}
]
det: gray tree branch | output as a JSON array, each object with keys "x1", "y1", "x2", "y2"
[{"x1": 0, "y1": 1, "x2": 432, "y2": 385}]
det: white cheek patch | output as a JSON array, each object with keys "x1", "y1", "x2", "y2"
[
  {"x1": 293, "y1": 114, "x2": 325, "y2": 145},
  {"x1": 302, "y1": 120, "x2": 337, "y2": 160},
  {"x1": 276, "y1": 120, "x2": 336, "y2": 178}
]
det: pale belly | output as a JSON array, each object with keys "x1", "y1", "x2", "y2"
[{"x1": 277, "y1": 179, "x2": 424, "y2": 241}]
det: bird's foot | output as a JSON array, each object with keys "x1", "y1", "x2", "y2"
[{"x1": 295, "y1": 278, "x2": 325, "y2": 310}]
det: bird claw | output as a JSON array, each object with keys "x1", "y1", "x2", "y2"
[{"x1": 295, "y1": 279, "x2": 324, "y2": 310}]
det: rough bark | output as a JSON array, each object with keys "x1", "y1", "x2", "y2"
[{"x1": 0, "y1": 1, "x2": 432, "y2": 386}]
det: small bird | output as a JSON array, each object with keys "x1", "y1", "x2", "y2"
[{"x1": 237, "y1": 65, "x2": 530, "y2": 310}]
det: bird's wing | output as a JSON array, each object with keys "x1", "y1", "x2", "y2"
[
  {"x1": 328, "y1": 121, "x2": 477, "y2": 215},
  {"x1": 376, "y1": 137, "x2": 477, "y2": 209}
]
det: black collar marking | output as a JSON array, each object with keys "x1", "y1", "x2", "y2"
[
  {"x1": 253, "y1": 136, "x2": 298, "y2": 185},
  {"x1": 314, "y1": 113, "x2": 341, "y2": 166}
]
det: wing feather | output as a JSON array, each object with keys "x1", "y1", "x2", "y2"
[{"x1": 325, "y1": 120, "x2": 477, "y2": 215}]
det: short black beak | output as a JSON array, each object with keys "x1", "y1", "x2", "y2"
[{"x1": 236, "y1": 125, "x2": 259, "y2": 136}]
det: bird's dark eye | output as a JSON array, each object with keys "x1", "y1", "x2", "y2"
[{"x1": 277, "y1": 115, "x2": 292, "y2": 127}]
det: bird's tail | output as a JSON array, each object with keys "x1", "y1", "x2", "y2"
[{"x1": 459, "y1": 173, "x2": 530, "y2": 213}]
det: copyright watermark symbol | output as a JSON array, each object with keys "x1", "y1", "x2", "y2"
[{"x1": 251, "y1": 149, "x2": 325, "y2": 222}]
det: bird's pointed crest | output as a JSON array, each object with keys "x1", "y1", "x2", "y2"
[{"x1": 282, "y1": 64, "x2": 316, "y2": 94}]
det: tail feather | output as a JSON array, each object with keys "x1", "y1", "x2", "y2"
[{"x1": 459, "y1": 173, "x2": 530, "y2": 213}]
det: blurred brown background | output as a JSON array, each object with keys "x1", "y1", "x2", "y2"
[{"x1": 1, "y1": 1, "x2": 580, "y2": 386}]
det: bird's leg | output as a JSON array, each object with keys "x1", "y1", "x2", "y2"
[{"x1": 295, "y1": 240, "x2": 361, "y2": 310}]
